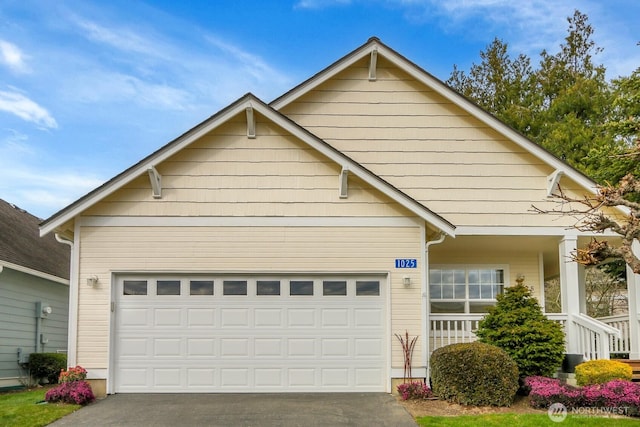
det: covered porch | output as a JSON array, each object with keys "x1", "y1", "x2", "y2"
[{"x1": 425, "y1": 233, "x2": 640, "y2": 364}]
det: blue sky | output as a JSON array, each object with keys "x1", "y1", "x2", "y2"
[{"x1": 1, "y1": 0, "x2": 638, "y2": 219}]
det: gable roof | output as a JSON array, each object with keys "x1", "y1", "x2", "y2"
[
  {"x1": 271, "y1": 37, "x2": 600, "y2": 194},
  {"x1": 0, "y1": 199, "x2": 70, "y2": 281},
  {"x1": 40, "y1": 94, "x2": 456, "y2": 237}
]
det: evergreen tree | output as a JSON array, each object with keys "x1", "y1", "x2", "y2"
[{"x1": 476, "y1": 283, "x2": 565, "y2": 379}]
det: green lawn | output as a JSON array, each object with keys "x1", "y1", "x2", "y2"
[
  {"x1": 0, "y1": 388, "x2": 80, "y2": 427},
  {"x1": 417, "y1": 413, "x2": 639, "y2": 426}
]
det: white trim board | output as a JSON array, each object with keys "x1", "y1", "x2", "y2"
[
  {"x1": 79, "y1": 216, "x2": 422, "y2": 228},
  {"x1": 454, "y1": 226, "x2": 623, "y2": 237},
  {"x1": 0, "y1": 261, "x2": 69, "y2": 285}
]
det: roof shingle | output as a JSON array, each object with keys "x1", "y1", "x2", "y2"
[{"x1": 0, "y1": 199, "x2": 70, "y2": 280}]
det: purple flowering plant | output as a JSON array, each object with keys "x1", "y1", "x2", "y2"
[
  {"x1": 525, "y1": 376, "x2": 640, "y2": 416},
  {"x1": 45, "y1": 365, "x2": 95, "y2": 406},
  {"x1": 397, "y1": 381, "x2": 434, "y2": 400}
]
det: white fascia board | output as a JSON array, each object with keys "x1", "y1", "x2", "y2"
[
  {"x1": 0, "y1": 260, "x2": 69, "y2": 285},
  {"x1": 40, "y1": 98, "x2": 256, "y2": 237},
  {"x1": 271, "y1": 42, "x2": 375, "y2": 110},
  {"x1": 455, "y1": 226, "x2": 622, "y2": 237},
  {"x1": 79, "y1": 215, "x2": 422, "y2": 228}
]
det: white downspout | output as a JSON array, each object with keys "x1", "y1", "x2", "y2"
[
  {"x1": 56, "y1": 232, "x2": 77, "y2": 368},
  {"x1": 423, "y1": 231, "x2": 446, "y2": 381}
]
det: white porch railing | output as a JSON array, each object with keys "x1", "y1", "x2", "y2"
[
  {"x1": 598, "y1": 314, "x2": 631, "y2": 356},
  {"x1": 570, "y1": 314, "x2": 621, "y2": 360},
  {"x1": 429, "y1": 313, "x2": 622, "y2": 361},
  {"x1": 429, "y1": 313, "x2": 569, "y2": 352}
]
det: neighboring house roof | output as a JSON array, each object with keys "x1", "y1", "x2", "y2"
[
  {"x1": 0, "y1": 199, "x2": 70, "y2": 281},
  {"x1": 40, "y1": 94, "x2": 456, "y2": 237},
  {"x1": 271, "y1": 37, "x2": 600, "y2": 194}
]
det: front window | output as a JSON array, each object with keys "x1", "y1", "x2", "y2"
[{"x1": 430, "y1": 267, "x2": 505, "y2": 313}]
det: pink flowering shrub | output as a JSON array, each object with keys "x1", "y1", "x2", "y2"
[
  {"x1": 45, "y1": 365, "x2": 94, "y2": 406},
  {"x1": 525, "y1": 376, "x2": 582, "y2": 409},
  {"x1": 397, "y1": 381, "x2": 434, "y2": 400},
  {"x1": 582, "y1": 380, "x2": 640, "y2": 416},
  {"x1": 45, "y1": 380, "x2": 95, "y2": 405},
  {"x1": 526, "y1": 376, "x2": 640, "y2": 416},
  {"x1": 58, "y1": 366, "x2": 87, "y2": 383}
]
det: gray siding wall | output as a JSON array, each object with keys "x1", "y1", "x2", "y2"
[{"x1": 0, "y1": 267, "x2": 69, "y2": 385}]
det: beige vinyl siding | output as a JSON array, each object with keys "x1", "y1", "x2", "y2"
[
  {"x1": 83, "y1": 117, "x2": 409, "y2": 219},
  {"x1": 76, "y1": 225, "x2": 423, "y2": 370},
  {"x1": 280, "y1": 56, "x2": 587, "y2": 228}
]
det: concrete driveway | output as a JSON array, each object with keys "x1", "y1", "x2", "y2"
[{"x1": 48, "y1": 393, "x2": 417, "y2": 426}]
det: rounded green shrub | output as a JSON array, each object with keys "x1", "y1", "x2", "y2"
[
  {"x1": 475, "y1": 283, "x2": 565, "y2": 379},
  {"x1": 430, "y1": 342, "x2": 519, "y2": 407},
  {"x1": 575, "y1": 359, "x2": 633, "y2": 386},
  {"x1": 29, "y1": 352, "x2": 67, "y2": 384}
]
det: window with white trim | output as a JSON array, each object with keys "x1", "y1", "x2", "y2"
[{"x1": 429, "y1": 266, "x2": 506, "y2": 313}]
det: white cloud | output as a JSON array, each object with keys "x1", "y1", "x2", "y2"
[
  {"x1": 0, "y1": 89, "x2": 57, "y2": 129},
  {"x1": 0, "y1": 39, "x2": 29, "y2": 73},
  {"x1": 294, "y1": 0, "x2": 352, "y2": 9},
  {"x1": 70, "y1": 16, "x2": 169, "y2": 60},
  {"x1": 67, "y1": 71, "x2": 192, "y2": 110}
]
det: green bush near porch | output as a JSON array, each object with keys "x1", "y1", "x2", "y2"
[
  {"x1": 430, "y1": 341, "x2": 519, "y2": 406},
  {"x1": 475, "y1": 283, "x2": 565, "y2": 379}
]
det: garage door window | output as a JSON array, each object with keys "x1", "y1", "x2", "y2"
[
  {"x1": 223, "y1": 280, "x2": 247, "y2": 296},
  {"x1": 157, "y1": 280, "x2": 181, "y2": 295},
  {"x1": 190, "y1": 280, "x2": 214, "y2": 295},
  {"x1": 323, "y1": 280, "x2": 347, "y2": 296},
  {"x1": 257, "y1": 280, "x2": 280, "y2": 295},
  {"x1": 123, "y1": 280, "x2": 147, "y2": 295},
  {"x1": 356, "y1": 280, "x2": 380, "y2": 296},
  {"x1": 290, "y1": 280, "x2": 313, "y2": 296}
]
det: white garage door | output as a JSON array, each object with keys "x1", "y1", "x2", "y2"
[{"x1": 113, "y1": 275, "x2": 387, "y2": 392}]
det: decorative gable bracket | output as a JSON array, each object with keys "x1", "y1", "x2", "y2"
[
  {"x1": 339, "y1": 167, "x2": 349, "y2": 198},
  {"x1": 246, "y1": 106, "x2": 256, "y2": 139},
  {"x1": 547, "y1": 170, "x2": 564, "y2": 197},
  {"x1": 368, "y1": 48, "x2": 378, "y2": 81},
  {"x1": 147, "y1": 166, "x2": 162, "y2": 199}
]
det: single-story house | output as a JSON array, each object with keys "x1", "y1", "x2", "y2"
[
  {"x1": 0, "y1": 199, "x2": 70, "y2": 389},
  {"x1": 40, "y1": 38, "x2": 640, "y2": 396}
]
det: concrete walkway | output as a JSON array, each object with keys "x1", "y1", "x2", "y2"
[{"x1": 48, "y1": 393, "x2": 417, "y2": 426}]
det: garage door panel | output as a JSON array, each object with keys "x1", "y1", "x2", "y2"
[
  {"x1": 220, "y1": 308, "x2": 250, "y2": 327},
  {"x1": 154, "y1": 308, "x2": 182, "y2": 326},
  {"x1": 321, "y1": 308, "x2": 349, "y2": 327},
  {"x1": 354, "y1": 308, "x2": 384, "y2": 327},
  {"x1": 287, "y1": 308, "x2": 316, "y2": 327},
  {"x1": 254, "y1": 338, "x2": 284, "y2": 357},
  {"x1": 187, "y1": 338, "x2": 216, "y2": 356},
  {"x1": 254, "y1": 308, "x2": 283, "y2": 327},
  {"x1": 187, "y1": 368, "x2": 216, "y2": 387},
  {"x1": 220, "y1": 338, "x2": 250, "y2": 357},
  {"x1": 115, "y1": 275, "x2": 386, "y2": 392},
  {"x1": 187, "y1": 308, "x2": 216, "y2": 327}
]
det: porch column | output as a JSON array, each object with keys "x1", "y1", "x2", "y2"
[
  {"x1": 627, "y1": 240, "x2": 640, "y2": 359},
  {"x1": 559, "y1": 236, "x2": 580, "y2": 353}
]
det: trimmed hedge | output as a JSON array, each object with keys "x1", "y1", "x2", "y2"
[
  {"x1": 575, "y1": 359, "x2": 633, "y2": 386},
  {"x1": 29, "y1": 353, "x2": 67, "y2": 384},
  {"x1": 430, "y1": 342, "x2": 519, "y2": 406}
]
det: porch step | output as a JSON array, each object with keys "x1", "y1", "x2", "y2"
[{"x1": 615, "y1": 360, "x2": 640, "y2": 382}]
